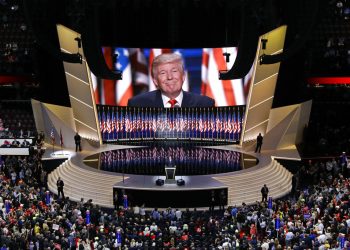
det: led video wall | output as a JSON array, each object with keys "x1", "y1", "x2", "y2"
[
  {"x1": 97, "y1": 105, "x2": 244, "y2": 142},
  {"x1": 91, "y1": 47, "x2": 253, "y2": 107}
]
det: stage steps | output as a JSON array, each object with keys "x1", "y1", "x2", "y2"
[
  {"x1": 48, "y1": 160, "x2": 123, "y2": 208},
  {"x1": 48, "y1": 157, "x2": 292, "y2": 209},
  {"x1": 213, "y1": 159, "x2": 292, "y2": 206}
]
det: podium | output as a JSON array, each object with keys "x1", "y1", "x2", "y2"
[{"x1": 165, "y1": 164, "x2": 176, "y2": 184}]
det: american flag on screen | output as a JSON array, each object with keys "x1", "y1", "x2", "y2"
[
  {"x1": 96, "y1": 47, "x2": 133, "y2": 106},
  {"x1": 114, "y1": 48, "x2": 133, "y2": 106},
  {"x1": 106, "y1": 109, "x2": 112, "y2": 134},
  {"x1": 129, "y1": 48, "x2": 148, "y2": 88},
  {"x1": 100, "y1": 47, "x2": 116, "y2": 105},
  {"x1": 201, "y1": 48, "x2": 245, "y2": 106}
]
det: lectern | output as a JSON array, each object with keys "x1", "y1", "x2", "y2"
[{"x1": 165, "y1": 164, "x2": 176, "y2": 184}]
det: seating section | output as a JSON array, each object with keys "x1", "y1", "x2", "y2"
[
  {"x1": 0, "y1": 2, "x2": 34, "y2": 75},
  {"x1": 0, "y1": 101, "x2": 36, "y2": 138},
  {"x1": 306, "y1": 0, "x2": 350, "y2": 76}
]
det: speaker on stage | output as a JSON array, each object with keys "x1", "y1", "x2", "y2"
[
  {"x1": 156, "y1": 179, "x2": 164, "y2": 186},
  {"x1": 177, "y1": 179, "x2": 185, "y2": 186}
]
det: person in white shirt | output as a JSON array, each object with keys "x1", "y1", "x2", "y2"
[
  {"x1": 222, "y1": 239, "x2": 232, "y2": 250},
  {"x1": 318, "y1": 233, "x2": 327, "y2": 244},
  {"x1": 175, "y1": 209, "x2": 182, "y2": 221},
  {"x1": 150, "y1": 222, "x2": 158, "y2": 232},
  {"x1": 139, "y1": 205, "x2": 146, "y2": 217},
  {"x1": 133, "y1": 205, "x2": 140, "y2": 215},
  {"x1": 316, "y1": 219, "x2": 324, "y2": 234},
  {"x1": 285, "y1": 231, "x2": 294, "y2": 247},
  {"x1": 261, "y1": 239, "x2": 269, "y2": 250}
]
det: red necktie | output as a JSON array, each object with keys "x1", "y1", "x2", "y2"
[{"x1": 168, "y1": 99, "x2": 177, "y2": 108}]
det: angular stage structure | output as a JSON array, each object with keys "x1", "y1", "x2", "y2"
[{"x1": 37, "y1": 25, "x2": 313, "y2": 208}]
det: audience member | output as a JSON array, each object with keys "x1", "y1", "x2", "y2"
[
  {"x1": 21, "y1": 139, "x2": 30, "y2": 147},
  {"x1": 11, "y1": 138, "x2": 20, "y2": 147}
]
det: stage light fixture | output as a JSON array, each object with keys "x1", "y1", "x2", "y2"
[
  {"x1": 223, "y1": 52, "x2": 231, "y2": 63},
  {"x1": 261, "y1": 39, "x2": 268, "y2": 50},
  {"x1": 177, "y1": 179, "x2": 185, "y2": 186},
  {"x1": 77, "y1": 53, "x2": 82, "y2": 64},
  {"x1": 74, "y1": 38, "x2": 83, "y2": 64},
  {"x1": 156, "y1": 179, "x2": 164, "y2": 186},
  {"x1": 259, "y1": 54, "x2": 266, "y2": 65},
  {"x1": 74, "y1": 37, "x2": 82, "y2": 48}
]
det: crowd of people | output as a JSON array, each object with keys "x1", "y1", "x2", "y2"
[
  {"x1": 0, "y1": 138, "x2": 31, "y2": 148},
  {"x1": 0, "y1": 101, "x2": 36, "y2": 140},
  {"x1": 0, "y1": 142, "x2": 349, "y2": 249},
  {"x1": 0, "y1": 102, "x2": 349, "y2": 249}
]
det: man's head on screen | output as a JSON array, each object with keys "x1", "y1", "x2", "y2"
[{"x1": 151, "y1": 53, "x2": 186, "y2": 99}]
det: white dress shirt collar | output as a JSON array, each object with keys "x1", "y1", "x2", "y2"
[{"x1": 162, "y1": 91, "x2": 183, "y2": 107}]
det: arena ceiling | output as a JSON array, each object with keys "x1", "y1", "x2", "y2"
[{"x1": 24, "y1": 0, "x2": 320, "y2": 48}]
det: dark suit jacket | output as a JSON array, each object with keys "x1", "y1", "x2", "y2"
[{"x1": 127, "y1": 90, "x2": 215, "y2": 107}]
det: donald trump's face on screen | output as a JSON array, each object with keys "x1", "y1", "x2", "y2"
[{"x1": 152, "y1": 53, "x2": 186, "y2": 99}]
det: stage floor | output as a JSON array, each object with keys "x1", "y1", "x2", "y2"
[{"x1": 47, "y1": 140, "x2": 293, "y2": 208}]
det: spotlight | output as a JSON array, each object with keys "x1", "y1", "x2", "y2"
[
  {"x1": 112, "y1": 53, "x2": 119, "y2": 64},
  {"x1": 177, "y1": 179, "x2": 185, "y2": 186},
  {"x1": 259, "y1": 54, "x2": 266, "y2": 65},
  {"x1": 223, "y1": 52, "x2": 231, "y2": 63},
  {"x1": 261, "y1": 39, "x2": 268, "y2": 50},
  {"x1": 112, "y1": 53, "x2": 123, "y2": 79},
  {"x1": 74, "y1": 37, "x2": 82, "y2": 48},
  {"x1": 76, "y1": 53, "x2": 83, "y2": 64},
  {"x1": 156, "y1": 179, "x2": 164, "y2": 186},
  {"x1": 11, "y1": 5, "x2": 18, "y2": 11}
]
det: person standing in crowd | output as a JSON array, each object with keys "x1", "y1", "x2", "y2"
[
  {"x1": 209, "y1": 190, "x2": 216, "y2": 214},
  {"x1": 261, "y1": 184, "x2": 269, "y2": 202},
  {"x1": 219, "y1": 189, "x2": 226, "y2": 211},
  {"x1": 340, "y1": 151, "x2": 348, "y2": 176},
  {"x1": 56, "y1": 176, "x2": 65, "y2": 199},
  {"x1": 21, "y1": 139, "x2": 30, "y2": 147},
  {"x1": 11, "y1": 138, "x2": 20, "y2": 147},
  {"x1": 114, "y1": 190, "x2": 121, "y2": 210},
  {"x1": 74, "y1": 132, "x2": 81, "y2": 152},
  {"x1": 38, "y1": 130, "x2": 45, "y2": 142},
  {"x1": 255, "y1": 133, "x2": 263, "y2": 153}
]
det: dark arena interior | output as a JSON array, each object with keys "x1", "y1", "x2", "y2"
[{"x1": 1, "y1": 0, "x2": 350, "y2": 249}]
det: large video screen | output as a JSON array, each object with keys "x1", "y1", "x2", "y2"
[
  {"x1": 91, "y1": 48, "x2": 254, "y2": 107},
  {"x1": 97, "y1": 105, "x2": 244, "y2": 142},
  {"x1": 93, "y1": 48, "x2": 253, "y2": 142}
]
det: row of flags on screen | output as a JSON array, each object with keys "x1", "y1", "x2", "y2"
[
  {"x1": 97, "y1": 106, "x2": 243, "y2": 142},
  {"x1": 91, "y1": 48, "x2": 253, "y2": 106},
  {"x1": 50, "y1": 127, "x2": 64, "y2": 147}
]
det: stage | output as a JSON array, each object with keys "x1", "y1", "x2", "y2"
[
  {"x1": 46, "y1": 140, "x2": 293, "y2": 209},
  {"x1": 40, "y1": 25, "x2": 306, "y2": 209}
]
